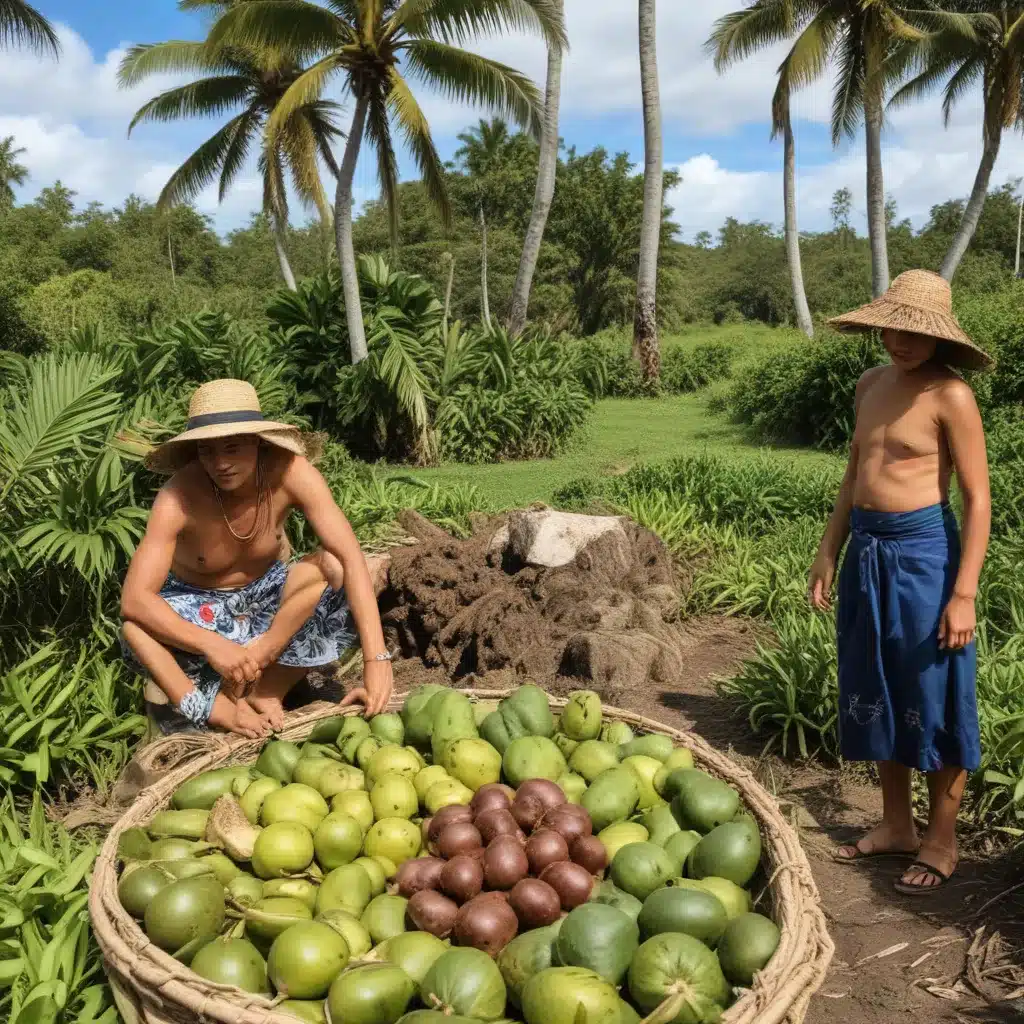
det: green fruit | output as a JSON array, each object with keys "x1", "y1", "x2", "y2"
[
  {"x1": 637, "y1": 887, "x2": 728, "y2": 947},
  {"x1": 620, "y1": 755, "x2": 663, "y2": 810},
  {"x1": 472, "y1": 700, "x2": 500, "y2": 726},
  {"x1": 256, "y1": 740, "x2": 303, "y2": 784},
  {"x1": 561, "y1": 691, "x2": 603, "y2": 741},
  {"x1": 149, "y1": 809, "x2": 210, "y2": 840},
  {"x1": 597, "y1": 822, "x2": 649, "y2": 864},
  {"x1": 263, "y1": 879, "x2": 318, "y2": 912},
  {"x1": 201, "y1": 852, "x2": 242, "y2": 886},
  {"x1": 662, "y1": 830, "x2": 702, "y2": 876},
  {"x1": 502, "y1": 736, "x2": 567, "y2": 787},
  {"x1": 552, "y1": 733, "x2": 579, "y2": 760},
  {"x1": 292, "y1": 758, "x2": 335, "y2": 790},
  {"x1": 318, "y1": 864, "x2": 373, "y2": 916},
  {"x1": 591, "y1": 880, "x2": 643, "y2": 921},
  {"x1": 660, "y1": 768, "x2": 711, "y2": 802},
  {"x1": 268, "y1": 921, "x2": 350, "y2": 1000},
  {"x1": 373, "y1": 855, "x2": 398, "y2": 880},
  {"x1": 610, "y1": 842, "x2": 675, "y2": 902},
  {"x1": 361, "y1": 894, "x2": 409, "y2": 945},
  {"x1": 522, "y1": 967, "x2": 622, "y2": 1024},
  {"x1": 227, "y1": 874, "x2": 265, "y2": 908},
  {"x1": 479, "y1": 684, "x2": 556, "y2": 756},
  {"x1": 240, "y1": 777, "x2": 282, "y2": 825},
  {"x1": 424, "y1": 778, "x2": 474, "y2": 814},
  {"x1": 420, "y1": 947, "x2": 507, "y2": 1021},
  {"x1": 364, "y1": 818, "x2": 422, "y2": 866},
  {"x1": 395, "y1": 1013, "x2": 477, "y2": 1024},
  {"x1": 687, "y1": 821, "x2": 762, "y2": 888},
  {"x1": 317, "y1": 763, "x2": 366, "y2": 800},
  {"x1": 444, "y1": 738, "x2": 502, "y2": 791},
  {"x1": 370, "y1": 713, "x2": 406, "y2": 746},
  {"x1": 172, "y1": 767, "x2": 255, "y2": 810},
  {"x1": 714, "y1": 912, "x2": 781, "y2": 986},
  {"x1": 554, "y1": 903, "x2": 639, "y2": 985},
  {"x1": 496, "y1": 922, "x2": 561, "y2": 1007},
  {"x1": 414, "y1": 766, "x2": 450, "y2": 802},
  {"x1": 371, "y1": 775, "x2": 420, "y2": 821},
  {"x1": 314, "y1": 812, "x2": 365, "y2": 871},
  {"x1": 317, "y1": 908, "x2": 373, "y2": 958},
  {"x1": 557, "y1": 773, "x2": 587, "y2": 804},
  {"x1": 653, "y1": 749, "x2": 696, "y2": 796},
  {"x1": 401, "y1": 683, "x2": 448, "y2": 750},
  {"x1": 332, "y1": 791, "x2": 374, "y2": 833},
  {"x1": 308, "y1": 715, "x2": 347, "y2": 744},
  {"x1": 642, "y1": 804, "x2": 682, "y2": 848},
  {"x1": 252, "y1": 822, "x2": 315, "y2": 879},
  {"x1": 680, "y1": 877, "x2": 752, "y2": 921},
  {"x1": 600, "y1": 722, "x2": 634, "y2": 747},
  {"x1": 338, "y1": 718, "x2": 373, "y2": 763},
  {"x1": 569, "y1": 741, "x2": 621, "y2": 783},
  {"x1": 367, "y1": 746, "x2": 424, "y2": 785},
  {"x1": 582, "y1": 768, "x2": 640, "y2": 832},
  {"x1": 261, "y1": 784, "x2": 330, "y2": 833},
  {"x1": 430, "y1": 691, "x2": 479, "y2": 765},
  {"x1": 278, "y1": 1000, "x2": 328, "y2": 1023},
  {"x1": 627, "y1": 933, "x2": 730, "y2": 1023},
  {"x1": 117, "y1": 827, "x2": 152, "y2": 862},
  {"x1": 149, "y1": 837, "x2": 202, "y2": 861},
  {"x1": 245, "y1": 897, "x2": 313, "y2": 945},
  {"x1": 191, "y1": 938, "x2": 269, "y2": 993},
  {"x1": 670, "y1": 772, "x2": 740, "y2": 835},
  {"x1": 618, "y1": 735, "x2": 674, "y2": 763},
  {"x1": 118, "y1": 864, "x2": 171, "y2": 918},
  {"x1": 374, "y1": 931, "x2": 448, "y2": 984},
  {"x1": 159, "y1": 859, "x2": 217, "y2": 881},
  {"x1": 354, "y1": 856, "x2": 388, "y2": 896},
  {"x1": 301, "y1": 742, "x2": 345, "y2": 764},
  {"x1": 357, "y1": 737, "x2": 387, "y2": 771},
  {"x1": 328, "y1": 963, "x2": 415, "y2": 1024},
  {"x1": 144, "y1": 876, "x2": 225, "y2": 956}
]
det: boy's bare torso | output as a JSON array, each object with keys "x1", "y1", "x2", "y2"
[
  {"x1": 852, "y1": 365, "x2": 956, "y2": 513},
  {"x1": 167, "y1": 454, "x2": 294, "y2": 589}
]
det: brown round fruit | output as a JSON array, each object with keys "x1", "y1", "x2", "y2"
[
  {"x1": 437, "y1": 822, "x2": 483, "y2": 860},
  {"x1": 470, "y1": 784, "x2": 514, "y2": 815},
  {"x1": 474, "y1": 808, "x2": 520, "y2": 844},
  {"x1": 509, "y1": 878, "x2": 562, "y2": 929},
  {"x1": 525, "y1": 829, "x2": 569, "y2": 875},
  {"x1": 440, "y1": 855, "x2": 484, "y2": 904},
  {"x1": 516, "y1": 779, "x2": 566, "y2": 811},
  {"x1": 542, "y1": 804, "x2": 593, "y2": 845},
  {"x1": 427, "y1": 805, "x2": 473, "y2": 844},
  {"x1": 406, "y1": 889, "x2": 459, "y2": 938},
  {"x1": 397, "y1": 856, "x2": 445, "y2": 897},
  {"x1": 569, "y1": 835, "x2": 608, "y2": 875},
  {"x1": 453, "y1": 894, "x2": 519, "y2": 957},
  {"x1": 540, "y1": 861, "x2": 596, "y2": 910},
  {"x1": 511, "y1": 794, "x2": 545, "y2": 832},
  {"x1": 483, "y1": 835, "x2": 529, "y2": 891}
]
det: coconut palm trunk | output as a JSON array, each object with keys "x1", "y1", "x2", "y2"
[
  {"x1": 864, "y1": 91, "x2": 889, "y2": 298},
  {"x1": 633, "y1": 0, "x2": 663, "y2": 380},
  {"x1": 781, "y1": 107, "x2": 813, "y2": 337},
  {"x1": 479, "y1": 203, "x2": 492, "y2": 328},
  {"x1": 940, "y1": 130, "x2": 1000, "y2": 281},
  {"x1": 507, "y1": 0, "x2": 563, "y2": 337},
  {"x1": 335, "y1": 93, "x2": 370, "y2": 363},
  {"x1": 273, "y1": 215, "x2": 298, "y2": 291}
]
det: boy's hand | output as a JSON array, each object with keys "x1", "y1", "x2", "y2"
[
  {"x1": 342, "y1": 658, "x2": 394, "y2": 717},
  {"x1": 808, "y1": 553, "x2": 836, "y2": 611},
  {"x1": 939, "y1": 595, "x2": 976, "y2": 650}
]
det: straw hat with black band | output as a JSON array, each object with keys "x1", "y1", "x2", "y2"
[
  {"x1": 145, "y1": 379, "x2": 322, "y2": 474},
  {"x1": 828, "y1": 269, "x2": 994, "y2": 371}
]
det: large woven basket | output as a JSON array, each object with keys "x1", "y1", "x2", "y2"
[{"x1": 89, "y1": 693, "x2": 834, "y2": 1024}]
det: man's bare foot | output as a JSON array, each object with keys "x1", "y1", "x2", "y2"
[
  {"x1": 896, "y1": 841, "x2": 957, "y2": 891},
  {"x1": 247, "y1": 694, "x2": 286, "y2": 731},
  {"x1": 835, "y1": 822, "x2": 919, "y2": 862},
  {"x1": 236, "y1": 698, "x2": 272, "y2": 738}
]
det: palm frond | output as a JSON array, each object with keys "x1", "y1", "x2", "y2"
[
  {"x1": 0, "y1": 0, "x2": 59, "y2": 56},
  {"x1": 277, "y1": 114, "x2": 331, "y2": 214},
  {"x1": 395, "y1": 0, "x2": 567, "y2": 53},
  {"x1": 706, "y1": 0, "x2": 800, "y2": 70},
  {"x1": 217, "y1": 111, "x2": 259, "y2": 203},
  {"x1": 830, "y1": 31, "x2": 866, "y2": 143},
  {"x1": 889, "y1": 51, "x2": 968, "y2": 111},
  {"x1": 261, "y1": 145, "x2": 290, "y2": 225},
  {"x1": 127, "y1": 75, "x2": 253, "y2": 133},
  {"x1": 363, "y1": 86, "x2": 401, "y2": 245},
  {"x1": 207, "y1": 0, "x2": 351, "y2": 61},
  {"x1": 265, "y1": 54, "x2": 347, "y2": 142},
  {"x1": 117, "y1": 40, "x2": 218, "y2": 88},
  {"x1": 782, "y1": 5, "x2": 843, "y2": 92},
  {"x1": 155, "y1": 112, "x2": 254, "y2": 208},
  {"x1": 941, "y1": 54, "x2": 984, "y2": 124},
  {"x1": 404, "y1": 39, "x2": 543, "y2": 134}
]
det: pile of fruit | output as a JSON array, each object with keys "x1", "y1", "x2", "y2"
[{"x1": 115, "y1": 684, "x2": 780, "y2": 1024}]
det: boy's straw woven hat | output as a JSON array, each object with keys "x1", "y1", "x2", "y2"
[
  {"x1": 828, "y1": 269, "x2": 993, "y2": 370},
  {"x1": 146, "y1": 379, "x2": 320, "y2": 474}
]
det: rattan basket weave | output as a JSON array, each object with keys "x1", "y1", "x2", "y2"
[{"x1": 89, "y1": 693, "x2": 834, "y2": 1024}]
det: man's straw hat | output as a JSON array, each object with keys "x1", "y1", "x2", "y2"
[
  {"x1": 146, "y1": 379, "x2": 320, "y2": 474},
  {"x1": 828, "y1": 269, "x2": 993, "y2": 371}
]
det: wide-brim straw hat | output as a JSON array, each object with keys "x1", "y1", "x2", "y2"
[
  {"x1": 145, "y1": 379, "x2": 321, "y2": 474},
  {"x1": 828, "y1": 269, "x2": 993, "y2": 371}
]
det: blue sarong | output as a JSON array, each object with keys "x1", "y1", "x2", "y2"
[{"x1": 836, "y1": 503, "x2": 980, "y2": 771}]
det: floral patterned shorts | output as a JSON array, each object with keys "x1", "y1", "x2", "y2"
[{"x1": 121, "y1": 560, "x2": 353, "y2": 733}]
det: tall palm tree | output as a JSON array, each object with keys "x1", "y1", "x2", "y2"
[
  {"x1": 0, "y1": 0, "x2": 59, "y2": 55},
  {"x1": 0, "y1": 137, "x2": 28, "y2": 211},
  {"x1": 634, "y1": 0, "x2": 663, "y2": 380},
  {"x1": 120, "y1": 25, "x2": 343, "y2": 291},
  {"x1": 209, "y1": 0, "x2": 564, "y2": 363},
  {"x1": 708, "y1": 0, "x2": 922, "y2": 299},
  {"x1": 507, "y1": 0, "x2": 564, "y2": 338},
  {"x1": 893, "y1": 6, "x2": 1024, "y2": 281},
  {"x1": 455, "y1": 118, "x2": 511, "y2": 328}
]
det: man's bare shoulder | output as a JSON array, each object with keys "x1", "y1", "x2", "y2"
[
  {"x1": 163, "y1": 462, "x2": 210, "y2": 507},
  {"x1": 934, "y1": 373, "x2": 980, "y2": 416},
  {"x1": 855, "y1": 365, "x2": 889, "y2": 404}
]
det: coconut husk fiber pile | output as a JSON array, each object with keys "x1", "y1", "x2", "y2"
[{"x1": 380, "y1": 509, "x2": 692, "y2": 706}]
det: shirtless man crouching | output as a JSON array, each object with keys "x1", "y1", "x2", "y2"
[
  {"x1": 120, "y1": 379, "x2": 393, "y2": 739},
  {"x1": 808, "y1": 271, "x2": 992, "y2": 895}
]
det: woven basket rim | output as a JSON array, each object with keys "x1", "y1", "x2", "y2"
[{"x1": 89, "y1": 692, "x2": 834, "y2": 1024}]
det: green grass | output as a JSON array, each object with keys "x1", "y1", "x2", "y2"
[{"x1": 385, "y1": 326, "x2": 840, "y2": 509}]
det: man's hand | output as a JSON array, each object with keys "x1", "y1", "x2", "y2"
[
  {"x1": 341, "y1": 659, "x2": 393, "y2": 717},
  {"x1": 939, "y1": 594, "x2": 976, "y2": 650},
  {"x1": 808, "y1": 552, "x2": 836, "y2": 611},
  {"x1": 208, "y1": 693, "x2": 271, "y2": 738},
  {"x1": 205, "y1": 635, "x2": 262, "y2": 697}
]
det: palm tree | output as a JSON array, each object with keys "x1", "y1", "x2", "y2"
[
  {"x1": 0, "y1": 0, "x2": 59, "y2": 55},
  {"x1": 707, "y1": 0, "x2": 922, "y2": 299},
  {"x1": 893, "y1": 6, "x2": 1024, "y2": 281},
  {"x1": 507, "y1": 0, "x2": 564, "y2": 338},
  {"x1": 455, "y1": 118, "x2": 511, "y2": 328},
  {"x1": 119, "y1": 22, "x2": 343, "y2": 291},
  {"x1": 208, "y1": 0, "x2": 564, "y2": 364},
  {"x1": 0, "y1": 137, "x2": 28, "y2": 212},
  {"x1": 634, "y1": 0, "x2": 663, "y2": 379}
]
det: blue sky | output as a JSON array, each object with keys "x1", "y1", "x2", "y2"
[{"x1": 5, "y1": 1, "x2": 1021, "y2": 242}]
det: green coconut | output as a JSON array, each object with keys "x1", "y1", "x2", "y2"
[
  {"x1": 190, "y1": 938, "x2": 269, "y2": 994},
  {"x1": 267, "y1": 921, "x2": 350, "y2": 1000},
  {"x1": 144, "y1": 876, "x2": 225, "y2": 958}
]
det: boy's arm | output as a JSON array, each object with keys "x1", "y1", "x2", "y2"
[{"x1": 284, "y1": 457, "x2": 392, "y2": 715}]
